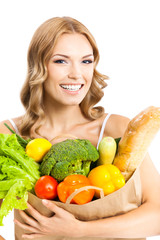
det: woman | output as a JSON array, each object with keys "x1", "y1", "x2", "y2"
[{"x1": 0, "y1": 17, "x2": 160, "y2": 240}]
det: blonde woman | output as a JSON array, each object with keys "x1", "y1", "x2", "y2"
[{"x1": 0, "y1": 17, "x2": 160, "y2": 240}]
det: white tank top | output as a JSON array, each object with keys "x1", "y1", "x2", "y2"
[
  {"x1": 8, "y1": 118, "x2": 20, "y2": 135},
  {"x1": 8, "y1": 114, "x2": 111, "y2": 148},
  {"x1": 96, "y1": 113, "x2": 111, "y2": 149}
]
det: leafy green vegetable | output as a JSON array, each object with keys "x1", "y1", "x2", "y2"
[
  {"x1": 40, "y1": 139, "x2": 99, "y2": 182},
  {"x1": 4, "y1": 123, "x2": 31, "y2": 148},
  {"x1": 0, "y1": 133, "x2": 40, "y2": 226}
]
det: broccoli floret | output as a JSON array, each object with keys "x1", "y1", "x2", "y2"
[{"x1": 40, "y1": 139, "x2": 99, "y2": 182}]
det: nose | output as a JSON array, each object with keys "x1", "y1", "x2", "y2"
[{"x1": 68, "y1": 63, "x2": 81, "y2": 80}]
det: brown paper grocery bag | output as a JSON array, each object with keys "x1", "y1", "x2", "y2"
[{"x1": 14, "y1": 168, "x2": 145, "y2": 240}]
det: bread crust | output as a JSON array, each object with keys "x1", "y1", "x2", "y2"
[{"x1": 113, "y1": 106, "x2": 160, "y2": 181}]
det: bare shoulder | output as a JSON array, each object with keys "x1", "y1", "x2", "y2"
[
  {"x1": 0, "y1": 120, "x2": 13, "y2": 134},
  {"x1": 0, "y1": 116, "x2": 23, "y2": 134},
  {"x1": 104, "y1": 113, "x2": 130, "y2": 138}
]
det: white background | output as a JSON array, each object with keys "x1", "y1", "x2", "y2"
[{"x1": 0, "y1": 0, "x2": 160, "y2": 239}]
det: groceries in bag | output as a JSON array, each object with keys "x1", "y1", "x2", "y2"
[{"x1": 1, "y1": 106, "x2": 160, "y2": 226}]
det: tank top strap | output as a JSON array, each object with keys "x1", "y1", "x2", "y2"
[
  {"x1": 8, "y1": 119, "x2": 20, "y2": 135},
  {"x1": 96, "y1": 114, "x2": 111, "y2": 150}
]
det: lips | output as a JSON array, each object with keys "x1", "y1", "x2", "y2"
[{"x1": 60, "y1": 84, "x2": 83, "y2": 91}]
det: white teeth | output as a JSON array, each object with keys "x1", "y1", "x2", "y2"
[{"x1": 60, "y1": 84, "x2": 82, "y2": 91}]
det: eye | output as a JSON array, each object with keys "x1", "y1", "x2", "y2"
[
  {"x1": 54, "y1": 59, "x2": 66, "y2": 64},
  {"x1": 82, "y1": 59, "x2": 93, "y2": 64}
]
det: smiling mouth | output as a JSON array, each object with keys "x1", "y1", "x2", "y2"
[{"x1": 60, "y1": 84, "x2": 84, "y2": 91}]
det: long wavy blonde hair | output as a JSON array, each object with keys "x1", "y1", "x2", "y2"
[{"x1": 19, "y1": 16, "x2": 108, "y2": 137}]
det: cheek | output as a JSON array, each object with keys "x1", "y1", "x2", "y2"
[
  {"x1": 45, "y1": 67, "x2": 63, "y2": 89},
  {"x1": 43, "y1": 77, "x2": 57, "y2": 95},
  {"x1": 47, "y1": 67, "x2": 58, "y2": 81},
  {"x1": 86, "y1": 68, "x2": 94, "y2": 85},
  {"x1": 83, "y1": 65, "x2": 94, "y2": 79},
  {"x1": 48, "y1": 64, "x2": 68, "y2": 79}
]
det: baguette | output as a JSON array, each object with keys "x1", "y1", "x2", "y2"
[{"x1": 113, "y1": 106, "x2": 160, "y2": 181}]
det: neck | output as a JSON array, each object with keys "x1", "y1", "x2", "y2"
[{"x1": 43, "y1": 101, "x2": 88, "y2": 133}]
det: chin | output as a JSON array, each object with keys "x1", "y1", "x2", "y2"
[
  {"x1": 61, "y1": 95, "x2": 85, "y2": 106},
  {"x1": 63, "y1": 101, "x2": 82, "y2": 106}
]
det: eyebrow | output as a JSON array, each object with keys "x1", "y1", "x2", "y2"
[{"x1": 51, "y1": 54, "x2": 94, "y2": 59}]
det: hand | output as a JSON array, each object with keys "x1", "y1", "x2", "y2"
[{"x1": 14, "y1": 200, "x2": 83, "y2": 239}]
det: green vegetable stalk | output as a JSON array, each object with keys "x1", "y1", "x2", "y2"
[{"x1": 0, "y1": 133, "x2": 40, "y2": 226}]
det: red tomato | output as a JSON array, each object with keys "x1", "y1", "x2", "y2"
[{"x1": 34, "y1": 175, "x2": 58, "y2": 200}]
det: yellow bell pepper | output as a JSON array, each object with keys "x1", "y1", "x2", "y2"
[{"x1": 88, "y1": 164, "x2": 125, "y2": 198}]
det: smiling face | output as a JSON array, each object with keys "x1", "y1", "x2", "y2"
[{"x1": 43, "y1": 33, "x2": 94, "y2": 107}]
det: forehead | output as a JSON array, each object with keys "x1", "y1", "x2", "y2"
[{"x1": 52, "y1": 33, "x2": 93, "y2": 55}]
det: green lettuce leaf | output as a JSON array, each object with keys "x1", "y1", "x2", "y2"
[
  {"x1": 0, "y1": 133, "x2": 40, "y2": 226},
  {"x1": 0, "y1": 134, "x2": 39, "y2": 180},
  {"x1": 0, "y1": 191, "x2": 7, "y2": 199},
  {"x1": 0, "y1": 179, "x2": 32, "y2": 225}
]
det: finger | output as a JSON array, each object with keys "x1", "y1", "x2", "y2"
[
  {"x1": 14, "y1": 219, "x2": 40, "y2": 234},
  {"x1": 26, "y1": 203, "x2": 45, "y2": 222},
  {"x1": 22, "y1": 233, "x2": 44, "y2": 239},
  {"x1": 42, "y1": 199, "x2": 74, "y2": 218},
  {"x1": 18, "y1": 210, "x2": 40, "y2": 229},
  {"x1": 42, "y1": 199, "x2": 62, "y2": 214}
]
